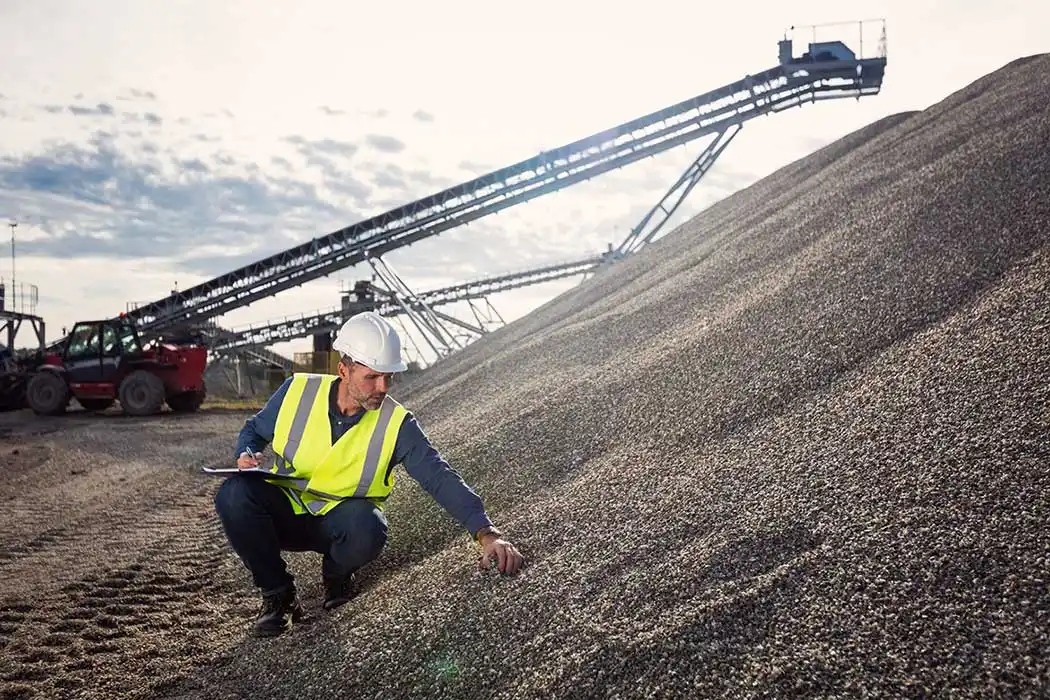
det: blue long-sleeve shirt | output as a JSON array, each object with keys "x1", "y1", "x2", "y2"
[{"x1": 235, "y1": 376, "x2": 493, "y2": 536}]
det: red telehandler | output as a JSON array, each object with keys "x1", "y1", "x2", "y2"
[{"x1": 13, "y1": 314, "x2": 208, "y2": 416}]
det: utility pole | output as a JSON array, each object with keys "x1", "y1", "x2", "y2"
[{"x1": 7, "y1": 222, "x2": 14, "y2": 312}]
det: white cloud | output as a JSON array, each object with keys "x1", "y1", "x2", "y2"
[{"x1": 0, "y1": 0, "x2": 1047, "y2": 358}]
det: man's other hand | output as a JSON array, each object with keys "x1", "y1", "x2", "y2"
[
  {"x1": 237, "y1": 451, "x2": 263, "y2": 469},
  {"x1": 478, "y1": 535, "x2": 525, "y2": 575}
]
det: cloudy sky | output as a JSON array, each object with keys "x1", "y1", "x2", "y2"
[{"x1": 0, "y1": 0, "x2": 1046, "y2": 362}]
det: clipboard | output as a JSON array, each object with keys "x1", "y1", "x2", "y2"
[
  {"x1": 201, "y1": 466, "x2": 275, "y2": 476},
  {"x1": 202, "y1": 448, "x2": 277, "y2": 477},
  {"x1": 200, "y1": 466, "x2": 304, "y2": 486}
]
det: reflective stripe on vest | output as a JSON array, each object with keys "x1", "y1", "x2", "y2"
[
  {"x1": 265, "y1": 372, "x2": 408, "y2": 515},
  {"x1": 271, "y1": 374, "x2": 327, "y2": 474}
]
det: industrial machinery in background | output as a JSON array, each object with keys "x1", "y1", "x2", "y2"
[
  {"x1": 1, "y1": 279, "x2": 208, "y2": 416},
  {"x1": 5, "y1": 22, "x2": 889, "y2": 403},
  {"x1": 206, "y1": 22, "x2": 890, "y2": 378},
  {"x1": 120, "y1": 22, "x2": 887, "y2": 334},
  {"x1": 23, "y1": 315, "x2": 207, "y2": 416},
  {"x1": 210, "y1": 251, "x2": 610, "y2": 375},
  {"x1": 0, "y1": 278, "x2": 46, "y2": 412}
]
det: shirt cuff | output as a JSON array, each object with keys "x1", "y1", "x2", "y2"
[{"x1": 465, "y1": 513, "x2": 494, "y2": 538}]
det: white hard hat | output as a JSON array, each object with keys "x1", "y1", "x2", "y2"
[{"x1": 332, "y1": 311, "x2": 408, "y2": 373}]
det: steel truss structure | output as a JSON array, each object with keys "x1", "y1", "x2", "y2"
[
  {"x1": 211, "y1": 253, "x2": 607, "y2": 357},
  {"x1": 613, "y1": 124, "x2": 743, "y2": 258},
  {"x1": 121, "y1": 41, "x2": 886, "y2": 337},
  {"x1": 365, "y1": 253, "x2": 468, "y2": 362},
  {"x1": 212, "y1": 117, "x2": 744, "y2": 363},
  {"x1": 1, "y1": 306, "x2": 47, "y2": 410},
  {"x1": 1, "y1": 310, "x2": 46, "y2": 357}
]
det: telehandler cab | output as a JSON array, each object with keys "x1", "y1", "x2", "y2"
[{"x1": 24, "y1": 316, "x2": 207, "y2": 416}]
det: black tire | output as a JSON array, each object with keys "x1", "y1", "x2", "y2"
[
  {"x1": 118, "y1": 370, "x2": 166, "y2": 416},
  {"x1": 78, "y1": 398, "x2": 115, "y2": 412},
  {"x1": 26, "y1": 371, "x2": 71, "y2": 415},
  {"x1": 166, "y1": 388, "x2": 205, "y2": 413},
  {"x1": 0, "y1": 375, "x2": 27, "y2": 411}
]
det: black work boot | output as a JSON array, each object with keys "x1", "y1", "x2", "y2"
[
  {"x1": 251, "y1": 586, "x2": 304, "y2": 637},
  {"x1": 322, "y1": 573, "x2": 356, "y2": 611}
]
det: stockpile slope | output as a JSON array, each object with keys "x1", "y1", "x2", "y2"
[{"x1": 179, "y1": 54, "x2": 1050, "y2": 699}]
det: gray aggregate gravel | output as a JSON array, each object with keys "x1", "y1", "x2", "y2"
[
  {"x1": 1, "y1": 53, "x2": 1047, "y2": 700},
  {"x1": 336, "y1": 51, "x2": 1049, "y2": 699}
]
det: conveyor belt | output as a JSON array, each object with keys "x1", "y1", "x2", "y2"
[
  {"x1": 212, "y1": 254, "x2": 607, "y2": 352},
  {"x1": 124, "y1": 55, "x2": 886, "y2": 334}
]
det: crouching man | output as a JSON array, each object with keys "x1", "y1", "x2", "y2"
[{"x1": 214, "y1": 311, "x2": 524, "y2": 638}]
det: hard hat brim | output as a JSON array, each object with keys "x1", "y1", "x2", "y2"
[{"x1": 360, "y1": 359, "x2": 408, "y2": 373}]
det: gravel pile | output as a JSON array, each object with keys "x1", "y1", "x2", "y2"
[
  {"x1": 158, "y1": 52, "x2": 1050, "y2": 700},
  {"x1": 173, "y1": 53, "x2": 1050, "y2": 700},
  {"x1": 4, "y1": 53, "x2": 1046, "y2": 700}
]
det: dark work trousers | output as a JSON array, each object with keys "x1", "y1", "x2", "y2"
[{"x1": 214, "y1": 473, "x2": 388, "y2": 595}]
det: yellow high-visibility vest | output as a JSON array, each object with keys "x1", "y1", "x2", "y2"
[{"x1": 264, "y1": 373, "x2": 409, "y2": 516}]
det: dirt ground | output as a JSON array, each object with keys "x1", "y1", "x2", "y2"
[{"x1": 0, "y1": 405, "x2": 276, "y2": 700}]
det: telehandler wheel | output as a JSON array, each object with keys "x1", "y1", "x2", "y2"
[
  {"x1": 118, "y1": 370, "x2": 166, "y2": 416},
  {"x1": 26, "y1": 371, "x2": 71, "y2": 416}
]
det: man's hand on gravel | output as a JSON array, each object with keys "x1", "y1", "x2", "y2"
[{"x1": 478, "y1": 536, "x2": 525, "y2": 575}]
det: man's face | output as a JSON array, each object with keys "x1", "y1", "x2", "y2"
[{"x1": 339, "y1": 359, "x2": 394, "y2": 412}]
